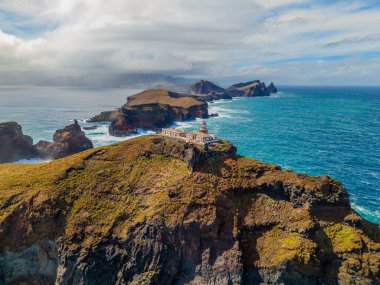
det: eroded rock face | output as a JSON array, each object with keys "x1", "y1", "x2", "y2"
[
  {"x1": 189, "y1": 80, "x2": 225, "y2": 95},
  {"x1": 267, "y1": 82, "x2": 278, "y2": 94},
  {"x1": 104, "y1": 90, "x2": 209, "y2": 136},
  {"x1": 227, "y1": 80, "x2": 270, "y2": 97},
  {"x1": 0, "y1": 121, "x2": 38, "y2": 163},
  {"x1": 35, "y1": 120, "x2": 93, "y2": 159},
  {"x1": 87, "y1": 110, "x2": 119, "y2": 123},
  {"x1": 0, "y1": 240, "x2": 58, "y2": 285},
  {"x1": 0, "y1": 136, "x2": 378, "y2": 285}
]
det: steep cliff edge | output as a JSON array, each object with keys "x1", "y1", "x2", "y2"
[{"x1": 0, "y1": 136, "x2": 378, "y2": 285}]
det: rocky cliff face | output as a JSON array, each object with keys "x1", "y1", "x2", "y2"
[
  {"x1": 35, "y1": 120, "x2": 93, "y2": 159},
  {"x1": 267, "y1": 82, "x2": 278, "y2": 94},
  {"x1": 227, "y1": 80, "x2": 271, "y2": 97},
  {"x1": 0, "y1": 136, "x2": 378, "y2": 285},
  {"x1": 0, "y1": 122, "x2": 38, "y2": 163},
  {"x1": 188, "y1": 79, "x2": 278, "y2": 99},
  {"x1": 92, "y1": 89, "x2": 209, "y2": 137},
  {"x1": 87, "y1": 110, "x2": 120, "y2": 123},
  {"x1": 188, "y1": 80, "x2": 232, "y2": 101}
]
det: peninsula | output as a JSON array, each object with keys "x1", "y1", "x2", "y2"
[{"x1": 0, "y1": 136, "x2": 378, "y2": 284}]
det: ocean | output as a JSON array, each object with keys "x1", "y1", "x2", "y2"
[{"x1": 0, "y1": 86, "x2": 379, "y2": 223}]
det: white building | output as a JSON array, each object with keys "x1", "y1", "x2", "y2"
[
  {"x1": 161, "y1": 121, "x2": 219, "y2": 145},
  {"x1": 161, "y1": 128, "x2": 185, "y2": 138}
]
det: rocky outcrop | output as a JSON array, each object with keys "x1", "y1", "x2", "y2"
[
  {"x1": 267, "y1": 82, "x2": 278, "y2": 93},
  {"x1": 90, "y1": 80, "x2": 278, "y2": 138},
  {"x1": 92, "y1": 89, "x2": 209, "y2": 137},
  {"x1": 227, "y1": 80, "x2": 270, "y2": 97},
  {"x1": 35, "y1": 120, "x2": 93, "y2": 159},
  {"x1": 0, "y1": 121, "x2": 38, "y2": 163},
  {"x1": 87, "y1": 110, "x2": 119, "y2": 123},
  {"x1": 188, "y1": 80, "x2": 232, "y2": 101},
  {"x1": 0, "y1": 240, "x2": 58, "y2": 285},
  {"x1": 189, "y1": 79, "x2": 278, "y2": 99},
  {"x1": 0, "y1": 136, "x2": 378, "y2": 285}
]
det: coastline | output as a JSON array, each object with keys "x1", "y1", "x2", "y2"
[{"x1": 1, "y1": 87, "x2": 379, "y2": 224}]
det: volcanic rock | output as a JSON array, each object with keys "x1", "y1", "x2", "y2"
[
  {"x1": 227, "y1": 80, "x2": 270, "y2": 97},
  {"x1": 35, "y1": 120, "x2": 94, "y2": 159},
  {"x1": 94, "y1": 89, "x2": 209, "y2": 137},
  {"x1": 0, "y1": 121, "x2": 38, "y2": 163},
  {"x1": 0, "y1": 136, "x2": 378, "y2": 284},
  {"x1": 267, "y1": 82, "x2": 278, "y2": 93}
]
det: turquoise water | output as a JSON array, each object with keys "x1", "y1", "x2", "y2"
[
  {"x1": 179, "y1": 87, "x2": 380, "y2": 223},
  {"x1": 0, "y1": 86, "x2": 145, "y2": 147},
  {"x1": 0, "y1": 86, "x2": 379, "y2": 223}
]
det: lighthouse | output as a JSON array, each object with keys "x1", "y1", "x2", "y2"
[{"x1": 199, "y1": 120, "x2": 208, "y2": 134}]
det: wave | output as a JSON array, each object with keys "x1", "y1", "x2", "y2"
[
  {"x1": 84, "y1": 124, "x2": 156, "y2": 147},
  {"x1": 351, "y1": 202, "x2": 380, "y2": 221}
]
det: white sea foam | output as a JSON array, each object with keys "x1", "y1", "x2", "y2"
[
  {"x1": 84, "y1": 124, "x2": 156, "y2": 147},
  {"x1": 351, "y1": 203, "x2": 380, "y2": 221}
]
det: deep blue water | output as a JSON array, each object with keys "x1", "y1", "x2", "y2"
[
  {"x1": 179, "y1": 87, "x2": 380, "y2": 223},
  {"x1": 0, "y1": 86, "x2": 379, "y2": 223}
]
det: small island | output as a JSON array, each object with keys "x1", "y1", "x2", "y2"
[{"x1": 89, "y1": 79, "x2": 278, "y2": 138}]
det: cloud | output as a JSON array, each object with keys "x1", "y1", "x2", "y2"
[{"x1": 0, "y1": 0, "x2": 380, "y2": 85}]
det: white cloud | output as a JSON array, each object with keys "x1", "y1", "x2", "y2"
[{"x1": 0, "y1": 0, "x2": 380, "y2": 85}]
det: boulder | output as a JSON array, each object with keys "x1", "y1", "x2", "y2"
[{"x1": 0, "y1": 122, "x2": 38, "y2": 163}]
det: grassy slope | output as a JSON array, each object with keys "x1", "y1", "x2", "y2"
[
  {"x1": 0, "y1": 136, "x2": 379, "y2": 280},
  {"x1": 126, "y1": 89, "x2": 204, "y2": 108}
]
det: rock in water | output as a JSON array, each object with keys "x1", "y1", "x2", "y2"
[
  {"x1": 267, "y1": 82, "x2": 278, "y2": 93},
  {"x1": 189, "y1": 80, "x2": 226, "y2": 94},
  {"x1": 0, "y1": 136, "x2": 378, "y2": 284},
  {"x1": 227, "y1": 80, "x2": 270, "y2": 97},
  {"x1": 93, "y1": 89, "x2": 209, "y2": 137},
  {"x1": 189, "y1": 80, "x2": 233, "y2": 101},
  {"x1": 0, "y1": 121, "x2": 38, "y2": 163},
  {"x1": 35, "y1": 120, "x2": 93, "y2": 159}
]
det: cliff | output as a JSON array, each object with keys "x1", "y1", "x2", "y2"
[
  {"x1": 189, "y1": 80, "x2": 278, "y2": 99},
  {"x1": 267, "y1": 82, "x2": 278, "y2": 94},
  {"x1": 227, "y1": 80, "x2": 271, "y2": 97},
  {"x1": 0, "y1": 122, "x2": 38, "y2": 163},
  {"x1": 0, "y1": 136, "x2": 378, "y2": 284},
  {"x1": 188, "y1": 80, "x2": 232, "y2": 101},
  {"x1": 90, "y1": 89, "x2": 209, "y2": 137}
]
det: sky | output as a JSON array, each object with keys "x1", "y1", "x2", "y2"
[{"x1": 0, "y1": 0, "x2": 380, "y2": 86}]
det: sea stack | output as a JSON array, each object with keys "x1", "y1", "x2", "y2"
[
  {"x1": 0, "y1": 121, "x2": 38, "y2": 163},
  {"x1": 189, "y1": 80, "x2": 226, "y2": 94},
  {"x1": 267, "y1": 82, "x2": 278, "y2": 93},
  {"x1": 35, "y1": 120, "x2": 94, "y2": 159}
]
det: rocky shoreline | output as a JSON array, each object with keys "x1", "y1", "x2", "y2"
[
  {"x1": 0, "y1": 79, "x2": 277, "y2": 163},
  {"x1": 89, "y1": 79, "x2": 278, "y2": 137},
  {"x1": 0, "y1": 120, "x2": 93, "y2": 163}
]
